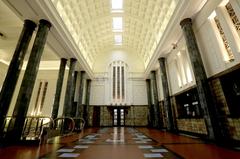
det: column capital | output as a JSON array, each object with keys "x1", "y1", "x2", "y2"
[
  {"x1": 70, "y1": 58, "x2": 77, "y2": 63},
  {"x1": 39, "y1": 19, "x2": 52, "y2": 28},
  {"x1": 24, "y1": 19, "x2": 37, "y2": 30},
  {"x1": 180, "y1": 18, "x2": 192, "y2": 28},
  {"x1": 60, "y1": 58, "x2": 67, "y2": 62},
  {"x1": 158, "y1": 57, "x2": 165, "y2": 62}
]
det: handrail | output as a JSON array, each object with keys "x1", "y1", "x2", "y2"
[
  {"x1": 53, "y1": 117, "x2": 75, "y2": 135},
  {"x1": 1, "y1": 116, "x2": 54, "y2": 140},
  {"x1": 72, "y1": 117, "x2": 85, "y2": 132},
  {"x1": 22, "y1": 116, "x2": 54, "y2": 139}
]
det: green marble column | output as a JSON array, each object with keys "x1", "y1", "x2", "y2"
[
  {"x1": 76, "y1": 71, "x2": 85, "y2": 118},
  {"x1": 146, "y1": 79, "x2": 154, "y2": 127},
  {"x1": 51, "y1": 58, "x2": 67, "y2": 119},
  {"x1": 7, "y1": 19, "x2": 51, "y2": 142},
  {"x1": 0, "y1": 20, "x2": 36, "y2": 134},
  {"x1": 63, "y1": 58, "x2": 77, "y2": 117},
  {"x1": 158, "y1": 58, "x2": 175, "y2": 131},
  {"x1": 180, "y1": 18, "x2": 224, "y2": 140},
  {"x1": 70, "y1": 71, "x2": 78, "y2": 117},
  {"x1": 150, "y1": 71, "x2": 161, "y2": 129},
  {"x1": 84, "y1": 79, "x2": 91, "y2": 126}
]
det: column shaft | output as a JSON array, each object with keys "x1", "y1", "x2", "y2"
[
  {"x1": 146, "y1": 79, "x2": 154, "y2": 127},
  {"x1": 0, "y1": 20, "x2": 36, "y2": 133},
  {"x1": 51, "y1": 58, "x2": 67, "y2": 119},
  {"x1": 180, "y1": 18, "x2": 223, "y2": 140},
  {"x1": 84, "y1": 79, "x2": 91, "y2": 126},
  {"x1": 7, "y1": 19, "x2": 51, "y2": 142},
  {"x1": 62, "y1": 58, "x2": 77, "y2": 117},
  {"x1": 70, "y1": 71, "x2": 78, "y2": 117},
  {"x1": 76, "y1": 71, "x2": 85, "y2": 118},
  {"x1": 158, "y1": 58, "x2": 175, "y2": 131},
  {"x1": 150, "y1": 71, "x2": 161, "y2": 128}
]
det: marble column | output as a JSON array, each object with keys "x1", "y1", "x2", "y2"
[
  {"x1": 6, "y1": 19, "x2": 51, "y2": 142},
  {"x1": 180, "y1": 18, "x2": 223, "y2": 140},
  {"x1": 70, "y1": 71, "x2": 78, "y2": 117},
  {"x1": 62, "y1": 58, "x2": 77, "y2": 117},
  {"x1": 150, "y1": 71, "x2": 161, "y2": 129},
  {"x1": 51, "y1": 58, "x2": 67, "y2": 119},
  {"x1": 76, "y1": 71, "x2": 85, "y2": 118},
  {"x1": 158, "y1": 58, "x2": 175, "y2": 131},
  {"x1": 0, "y1": 20, "x2": 36, "y2": 133},
  {"x1": 84, "y1": 79, "x2": 91, "y2": 126},
  {"x1": 146, "y1": 79, "x2": 154, "y2": 127}
]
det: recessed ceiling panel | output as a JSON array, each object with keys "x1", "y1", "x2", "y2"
[{"x1": 51, "y1": 0, "x2": 178, "y2": 68}]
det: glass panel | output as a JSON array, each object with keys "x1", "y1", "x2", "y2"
[
  {"x1": 225, "y1": 2, "x2": 240, "y2": 32},
  {"x1": 117, "y1": 66, "x2": 120, "y2": 99},
  {"x1": 122, "y1": 66, "x2": 124, "y2": 99},
  {"x1": 113, "y1": 67, "x2": 116, "y2": 99},
  {"x1": 214, "y1": 17, "x2": 234, "y2": 61}
]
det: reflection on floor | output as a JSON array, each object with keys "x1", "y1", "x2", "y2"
[{"x1": 0, "y1": 127, "x2": 240, "y2": 159}]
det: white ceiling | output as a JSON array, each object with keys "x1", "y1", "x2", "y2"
[
  {"x1": 0, "y1": 0, "x2": 207, "y2": 77},
  {"x1": 51, "y1": 0, "x2": 177, "y2": 68},
  {"x1": 0, "y1": 0, "x2": 58, "y2": 63}
]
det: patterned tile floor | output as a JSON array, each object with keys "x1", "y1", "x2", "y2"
[
  {"x1": 39, "y1": 127, "x2": 182, "y2": 159},
  {"x1": 1, "y1": 127, "x2": 240, "y2": 159}
]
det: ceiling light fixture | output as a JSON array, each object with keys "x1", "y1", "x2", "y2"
[
  {"x1": 114, "y1": 34, "x2": 122, "y2": 45},
  {"x1": 113, "y1": 17, "x2": 123, "y2": 32},
  {"x1": 111, "y1": 0, "x2": 123, "y2": 10}
]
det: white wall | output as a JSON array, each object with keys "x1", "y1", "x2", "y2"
[
  {"x1": 166, "y1": 39, "x2": 196, "y2": 95},
  {"x1": 194, "y1": 0, "x2": 240, "y2": 78},
  {"x1": 0, "y1": 62, "x2": 8, "y2": 90},
  {"x1": 90, "y1": 76, "x2": 148, "y2": 106},
  {"x1": 93, "y1": 48, "x2": 145, "y2": 73},
  {"x1": 6, "y1": 69, "x2": 68, "y2": 117},
  {"x1": 161, "y1": 0, "x2": 240, "y2": 96}
]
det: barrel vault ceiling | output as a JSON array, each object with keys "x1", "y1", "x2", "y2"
[
  {"x1": 50, "y1": 0, "x2": 178, "y2": 69},
  {"x1": 1, "y1": 0, "x2": 207, "y2": 77}
]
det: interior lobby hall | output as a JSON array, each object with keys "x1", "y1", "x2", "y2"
[{"x1": 1, "y1": 0, "x2": 240, "y2": 158}]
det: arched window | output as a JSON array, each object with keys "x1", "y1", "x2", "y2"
[{"x1": 109, "y1": 61, "x2": 127, "y2": 104}]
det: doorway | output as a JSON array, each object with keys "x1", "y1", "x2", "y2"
[
  {"x1": 113, "y1": 108, "x2": 125, "y2": 127},
  {"x1": 92, "y1": 106, "x2": 100, "y2": 127}
]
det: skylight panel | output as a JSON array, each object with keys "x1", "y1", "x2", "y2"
[
  {"x1": 114, "y1": 34, "x2": 122, "y2": 45},
  {"x1": 112, "y1": 0, "x2": 123, "y2": 10},
  {"x1": 113, "y1": 17, "x2": 123, "y2": 32}
]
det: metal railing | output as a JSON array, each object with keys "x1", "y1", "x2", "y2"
[
  {"x1": 1, "y1": 116, "x2": 86, "y2": 142},
  {"x1": 1, "y1": 116, "x2": 54, "y2": 140},
  {"x1": 72, "y1": 117, "x2": 85, "y2": 132},
  {"x1": 22, "y1": 116, "x2": 54, "y2": 140},
  {"x1": 53, "y1": 117, "x2": 75, "y2": 135}
]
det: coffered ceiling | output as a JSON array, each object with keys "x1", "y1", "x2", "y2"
[
  {"x1": 51, "y1": 0, "x2": 178, "y2": 68},
  {"x1": 1, "y1": 0, "x2": 207, "y2": 77}
]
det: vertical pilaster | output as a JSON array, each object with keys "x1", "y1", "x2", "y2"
[
  {"x1": 76, "y1": 71, "x2": 85, "y2": 118},
  {"x1": 7, "y1": 19, "x2": 51, "y2": 142},
  {"x1": 51, "y1": 58, "x2": 67, "y2": 119},
  {"x1": 180, "y1": 18, "x2": 224, "y2": 140},
  {"x1": 84, "y1": 79, "x2": 91, "y2": 126},
  {"x1": 150, "y1": 71, "x2": 161, "y2": 129},
  {"x1": 146, "y1": 79, "x2": 154, "y2": 127},
  {"x1": 0, "y1": 20, "x2": 36, "y2": 133},
  {"x1": 63, "y1": 58, "x2": 77, "y2": 117},
  {"x1": 158, "y1": 58, "x2": 175, "y2": 131}
]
